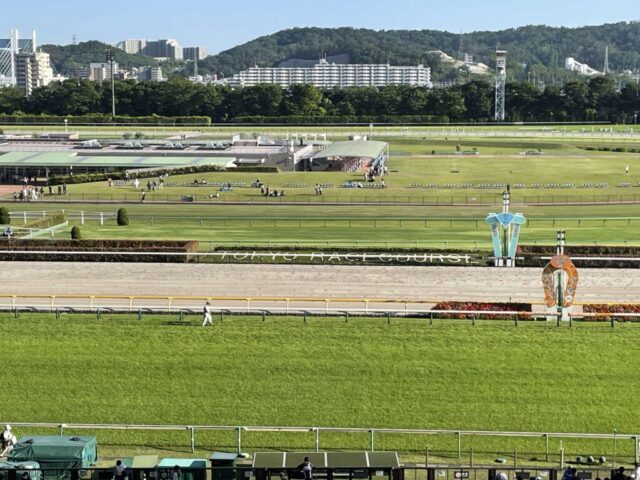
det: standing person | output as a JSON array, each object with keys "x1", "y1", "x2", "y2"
[
  {"x1": 115, "y1": 460, "x2": 127, "y2": 479},
  {"x1": 297, "y1": 457, "x2": 313, "y2": 480},
  {"x1": 141, "y1": 191, "x2": 146, "y2": 203},
  {"x1": 202, "y1": 301, "x2": 213, "y2": 326},
  {"x1": 172, "y1": 466, "x2": 181, "y2": 480},
  {"x1": 62, "y1": 182, "x2": 67, "y2": 195},
  {"x1": 1, "y1": 425, "x2": 17, "y2": 455}
]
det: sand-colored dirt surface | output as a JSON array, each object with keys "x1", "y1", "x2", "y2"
[{"x1": 0, "y1": 262, "x2": 637, "y2": 304}]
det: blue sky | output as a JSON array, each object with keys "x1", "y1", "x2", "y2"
[{"x1": 2, "y1": 0, "x2": 638, "y2": 54}]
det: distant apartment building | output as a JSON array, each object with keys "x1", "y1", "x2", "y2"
[
  {"x1": 183, "y1": 47, "x2": 207, "y2": 61},
  {"x1": 74, "y1": 66, "x2": 90, "y2": 80},
  {"x1": 137, "y1": 65, "x2": 164, "y2": 82},
  {"x1": 119, "y1": 38, "x2": 183, "y2": 60},
  {"x1": 89, "y1": 62, "x2": 119, "y2": 82},
  {"x1": 118, "y1": 39, "x2": 147, "y2": 55},
  {"x1": 226, "y1": 59, "x2": 432, "y2": 88}
]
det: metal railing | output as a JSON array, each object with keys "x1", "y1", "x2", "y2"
[
  {"x1": 1, "y1": 421, "x2": 638, "y2": 461},
  {"x1": 0, "y1": 293, "x2": 544, "y2": 315},
  {"x1": 8, "y1": 192, "x2": 640, "y2": 206}
]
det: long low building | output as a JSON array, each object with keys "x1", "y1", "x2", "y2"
[{"x1": 0, "y1": 152, "x2": 237, "y2": 180}]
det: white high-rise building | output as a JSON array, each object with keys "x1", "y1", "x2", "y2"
[
  {"x1": 89, "y1": 62, "x2": 119, "y2": 82},
  {"x1": 226, "y1": 59, "x2": 432, "y2": 88},
  {"x1": 0, "y1": 30, "x2": 54, "y2": 95},
  {"x1": 33, "y1": 51, "x2": 54, "y2": 88},
  {"x1": 118, "y1": 39, "x2": 147, "y2": 55}
]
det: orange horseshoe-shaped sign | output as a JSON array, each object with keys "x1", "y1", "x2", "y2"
[{"x1": 542, "y1": 255, "x2": 579, "y2": 308}]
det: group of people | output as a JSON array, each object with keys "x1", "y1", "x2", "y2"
[
  {"x1": 13, "y1": 186, "x2": 43, "y2": 202},
  {"x1": 11, "y1": 182, "x2": 68, "y2": 202},
  {"x1": 365, "y1": 163, "x2": 388, "y2": 182},
  {"x1": 115, "y1": 460, "x2": 182, "y2": 480},
  {"x1": 314, "y1": 184, "x2": 324, "y2": 195},
  {"x1": 261, "y1": 185, "x2": 286, "y2": 197},
  {"x1": 560, "y1": 466, "x2": 640, "y2": 480}
]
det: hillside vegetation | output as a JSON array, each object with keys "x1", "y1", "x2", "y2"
[{"x1": 200, "y1": 22, "x2": 640, "y2": 80}]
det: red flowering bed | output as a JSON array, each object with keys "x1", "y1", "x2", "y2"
[
  {"x1": 583, "y1": 304, "x2": 640, "y2": 321},
  {"x1": 432, "y1": 302, "x2": 532, "y2": 320}
]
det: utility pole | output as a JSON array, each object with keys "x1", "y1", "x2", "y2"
[
  {"x1": 495, "y1": 50, "x2": 507, "y2": 121},
  {"x1": 105, "y1": 49, "x2": 116, "y2": 117}
]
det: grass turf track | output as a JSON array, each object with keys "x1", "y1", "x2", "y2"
[{"x1": 0, "y1": 314, "x2": 638, "y2": 462}]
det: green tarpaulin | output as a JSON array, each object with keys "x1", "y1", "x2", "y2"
[{"x1": 9, "y1": 436, "x2": 97, "y2": 471}]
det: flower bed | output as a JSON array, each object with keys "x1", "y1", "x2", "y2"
[
  {"x1": 518, "y1": 245, "x2": 640, "y2": 268},
  {"x1": 583, "y1": 304, "x2": 640, "y2": 321},
  {"x1": 431, "y1": 301, "x2": 532, "y2": 320}
]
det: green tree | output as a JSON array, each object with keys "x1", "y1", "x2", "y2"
[
  {"x1": 283, "y1": 84, "x2": 325, "y2": 116},
  {"x1": 0, "y1": 87, "x2": 24, "y2": 114}
]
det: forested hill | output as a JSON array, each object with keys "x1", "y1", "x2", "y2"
[
  {"x1": 41, "y1": 41, "x2": 157, "y2": 76},
  {"x1": 199, "y1": 22, "x2": 640, "y2": 77}
]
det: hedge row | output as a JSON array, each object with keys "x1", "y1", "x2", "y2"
[
  {"x1": 0, "y1": 239, "x2": 199, "y2": 263},
  {"x1": 582, "y1": 146, "x2": 640, "y2": 153},
  {"x1": 229, "y1": 115, "x2": 450, "y2": 124},
  {"x1": 24, "y1": 213, "x2": 67, "y2": 230},
  {"x1": 48, "y1": 165, "x2": 279, "y2": 185},
  {"x1": 0, "y1": 115, "x2": 211, "y2": 126}
]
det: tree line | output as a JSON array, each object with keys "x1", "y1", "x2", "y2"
[{"x1": 0, "y1": 76, "x2": 639, "y2": 123}]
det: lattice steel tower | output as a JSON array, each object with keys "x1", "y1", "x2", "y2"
[{"x1": 495, "y1": 50, "x2": 507, "y2": 121}]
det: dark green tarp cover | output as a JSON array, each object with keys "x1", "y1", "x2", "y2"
[{"x1": 9, "y1": 436, "x2": 97, "y2": 469}]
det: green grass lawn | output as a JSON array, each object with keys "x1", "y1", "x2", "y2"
[
  {"x1": 7, "y1": 203, "x2": 640, "y2": 248},
  {"x1": 48, "y1": 151, "x2": 640, "y2": 205},
  {"x1": 1, "y1": 314, "x2": 638, "y2": 462}
]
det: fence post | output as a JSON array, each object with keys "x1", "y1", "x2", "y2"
[
  {"x1": 100, "y1": 212, "x2": 104, "y2": 226},
  {"x1": 237, "y1": 427, "x2": 242, "y2": 455},
  {"x1": 81, "y1": 211, "x2": 85, "y2": 225},
  {"x1": 315, "y1": 428, "x2": 319, "y2": 452},
  {"x1": 23, "y1": 211, "x2": 27, "y2": 224},
  {"x1": 457, "y1": 432, "x2": 461, "y2": 459},
  {"x1": 190, "y1": 426, "x2": 195, "y2": 453},
  {"x1": 545, "y1": 433, "x2": 549, "y2": 462},
  {"x1": 370, "y1": 429, "x2": 375, "y2": 452},
  {"x1": 634, "y1": 436, "x2": 638, "y2": 465}
]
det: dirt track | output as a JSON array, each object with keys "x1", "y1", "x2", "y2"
[{"x1": 0, "y1": 262, "x2": 637, "y2": 303}]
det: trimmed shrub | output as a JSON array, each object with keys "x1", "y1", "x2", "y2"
[
  {"x1": 117, "y1": 208, "x2": 129, "y2": 226},
  {"x1": 0, "y1": 207, "x2": 10, "y2": 225},
  {"x1": 71, "y1": 225, "x2": 81, "y2": 240}
]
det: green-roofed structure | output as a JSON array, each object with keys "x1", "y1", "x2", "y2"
[
  {"x1": 0, "y1": 152, "x2": 236, "y2": 181},
  {"x1": 308, "y1": 140, "x2": 389, "y2": 172}
]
